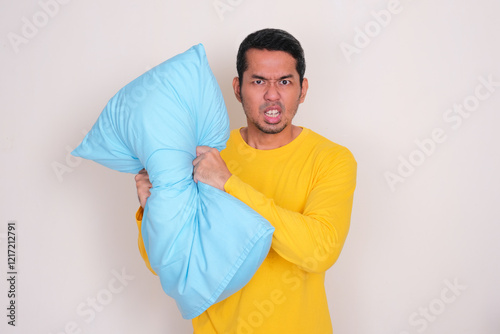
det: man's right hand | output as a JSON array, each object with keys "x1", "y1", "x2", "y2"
[{"x1": 135, "y1": 168, "x2": 152, "y2": 208}]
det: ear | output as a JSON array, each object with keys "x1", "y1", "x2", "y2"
[
  {"x1": 299, "y1": 78, "x2": 309, "y2": 104},
  {"x1": 232, "y1": 77, "x2": 242, "y2": 103}
]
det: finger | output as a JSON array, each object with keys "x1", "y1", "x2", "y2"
[
  {"x1": 192, "y1": 168, "x2": 199, "y2": 183},
  {"x1": 135, "y1": 173, "x2": 149, "y2": 183},
  {"x1": 135, "y1": 168, "x2": 149, "y2": 181},
  {"x1": 196, "y1": 145, "x2": 212, "y2": 157},
  {"x1": 192, "y1": 152, "x2": 206, "y2": 166},
  {"x1": 139, "y1": 192, "x2": 150, "y2": 208},
  {"x1": 134, "y1": 173, "x2": 142, "y2": 182},
  {"x1": 192, "y1": 160, "x2": 199, "y2": 183},
  {"x1": 138, "y1": 184, "x2": 151, "y2": 206}
]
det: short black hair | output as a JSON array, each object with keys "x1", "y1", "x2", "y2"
[{"x1": 236, "y1": 28, "x2": 306, "y2": 86}]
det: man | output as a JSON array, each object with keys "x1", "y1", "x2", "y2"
[{"x1": 135, "y1": 28, "x2": 357, "y2": 333}]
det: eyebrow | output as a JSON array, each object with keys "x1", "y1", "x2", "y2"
[{"x1": 250, "y1": 74, "x2": 294, "y2": 80}]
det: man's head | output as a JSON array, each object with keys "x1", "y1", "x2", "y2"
[
  {"x1": 236, "y1": 28, "x2": 306, "y2": 87},
  {"x1": 233, "y1": 29, "x2": 308, "y2": 139}
]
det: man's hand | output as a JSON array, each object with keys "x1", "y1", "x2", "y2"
[
  {"x1": 135, "y1": 168, "x2": 152, "y2": 208},
  {"x1": 192, "y1": 146, "x2": 232, "y2": 191}
]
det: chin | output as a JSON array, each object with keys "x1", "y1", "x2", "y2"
[{"x1": 257, "y1": 122, "x2": 288, "y2": 135}]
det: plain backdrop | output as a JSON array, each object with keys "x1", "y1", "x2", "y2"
[{"x1": 1, "y1": 0, "x2": 499, "y2": 333}]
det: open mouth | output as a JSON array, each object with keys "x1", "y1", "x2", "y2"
[
  {"x1": 263, "y1": 106, "x2": 282, "y2": 124},
  {"x1": 264, "y1": 109, "x2": 280, "y2": 117}
]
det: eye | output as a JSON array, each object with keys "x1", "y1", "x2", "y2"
[
  {"x1": 254, "y1": 80, "x2": 264, "y2": 85},
  {"x1": 280, "y1": 79, "x2": 291, "y2": 85}
]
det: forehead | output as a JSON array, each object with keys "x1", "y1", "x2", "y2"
[{"x1": 244, "y1": 49, "x2": 298, "y2": 78}]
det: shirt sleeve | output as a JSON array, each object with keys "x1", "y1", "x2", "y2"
[
  {"x1": 135, "y1": 206, "x2": 157, "y2": 275},
  {"x1": 224, "y1": 148, "x2": 357, "y2": 273}
]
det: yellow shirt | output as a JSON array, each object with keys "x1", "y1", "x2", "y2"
[{"x1": 136, "y1": 127, "x2": 356, "y2": 333}]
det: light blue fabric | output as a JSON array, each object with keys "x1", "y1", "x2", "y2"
[{"x1": 72, "y1": 44, "x2": 274, "y2": 319}]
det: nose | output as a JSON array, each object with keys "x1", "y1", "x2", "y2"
[{"x1": 264, "y1": 82, "x2": 280, "y2": 101}]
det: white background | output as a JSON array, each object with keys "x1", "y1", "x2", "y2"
[{"x1": 1, "y1": 0, "x2": 499, "y2": 333}]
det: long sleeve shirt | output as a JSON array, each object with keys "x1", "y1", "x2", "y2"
[{"x1": 136, "y1": 127, "x2": 357, "y2": 333}]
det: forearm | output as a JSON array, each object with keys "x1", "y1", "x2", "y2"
[{"x1": 224, "y1": 162, "x2": 356, "y2": 273}]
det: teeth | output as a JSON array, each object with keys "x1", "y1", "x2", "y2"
[{"x1": 265, "y1": 109, "x2": 280, "y2": 117}]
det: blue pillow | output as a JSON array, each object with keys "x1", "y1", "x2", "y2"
[{"x1": 72, "y1": 44, "x2": 274, "y2": 319}]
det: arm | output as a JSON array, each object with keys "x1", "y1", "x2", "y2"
[
  {"x1": 151, "y1": 146, "x2": 356, "y2": 274},
  {"x1": 224, "y1": 149, "x2": 357, "y2": 273},
  {"x1": 134, "y1": 152, "x2": 231, "y2": 275},
  {"x1": 134, "y1": 169, "x2": 156, "y2": 275}
]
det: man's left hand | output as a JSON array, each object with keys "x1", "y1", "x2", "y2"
[{"x1": 192, "y1": 146, "x2": 232, "y2": 191}]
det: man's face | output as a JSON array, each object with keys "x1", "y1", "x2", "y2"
[{"x1": 233, "y1": 49, "x2": 308, "y2": 135}]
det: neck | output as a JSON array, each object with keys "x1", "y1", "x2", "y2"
[{"x1": 241, "y1": 125, "x2": 302, "y2": 150}]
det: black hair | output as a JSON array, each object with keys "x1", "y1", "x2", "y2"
[{"x1": 236, "y1": 28, "x2": 306, "y2": 86}]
